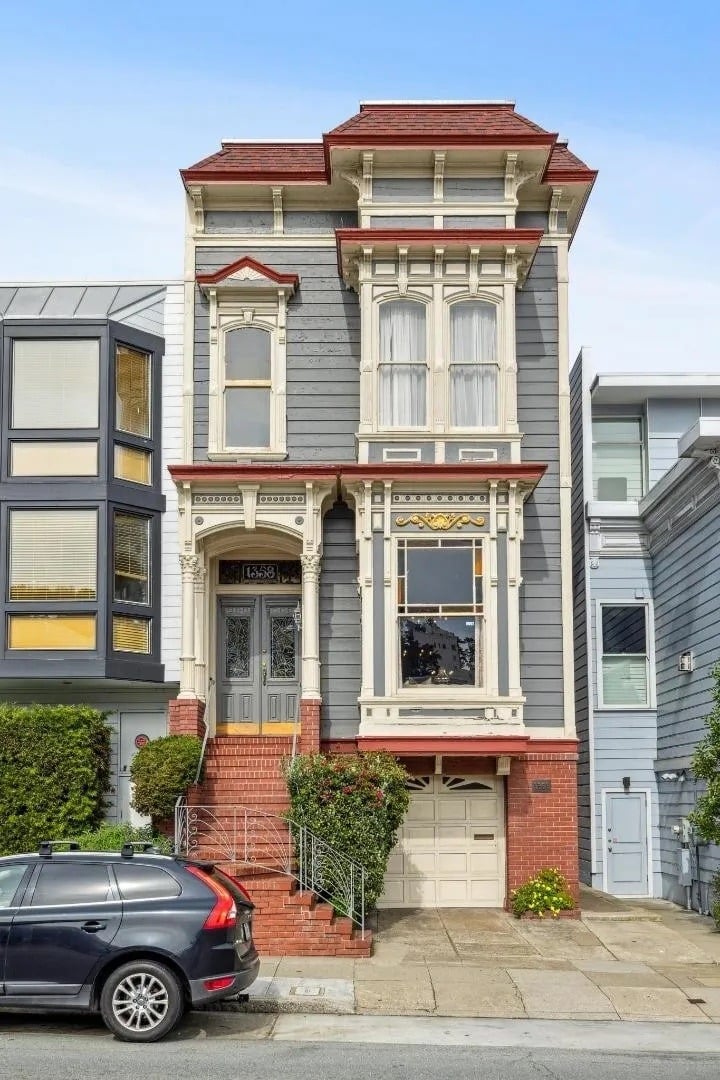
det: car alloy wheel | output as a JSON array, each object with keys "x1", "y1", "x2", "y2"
[
  {"x1": 112, "y1": 972, "x2": 169, "y2": 1032},
  {"x1": 100, "y1": 960, "x2": 183, "y2": 1043}
]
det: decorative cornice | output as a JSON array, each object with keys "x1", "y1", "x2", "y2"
[
  {"x1": 395, "y1": 512, "x2": 486, "y2": 530},
  {"x1": 196, "y1": 255, "x2": 299, "y2": 291}
]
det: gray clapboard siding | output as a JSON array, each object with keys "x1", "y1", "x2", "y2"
[
  {"x1": 368, "y1": 216, "x2": 434, "y2": 229},
  {"x1": 284, "y1": 211, "x2": 357, "y2": 232},
  {"x1": 372, "y1": 178, "x2": 434, "y2": 202},
  {"x1": 517, "y1": 211, "x2": 549, "y2": 229},
  {"x1": 193, "y1": 248, "x2": 360, "y2": 462},
  {"x1": 442, "y1": 216, "x2": 504, "y2": 228},
  {"x1": 443, "y1": 178, "x2": 505, "y2": 202},
  {"x1": 516, "y1": 247, "x2": 563, "y2": 727},
  {"x1": 320, "y1": 501, "x2": 361, "y2": 739},
  {"x1": 205, "y1": 211, "x2": 274, "y2": 234},
  {"x1": 646, "y1": 398, "x2": 700, "y2": 487},
  {"x1": 570, "y1": 353, "x2": 591, "y2": 882}
]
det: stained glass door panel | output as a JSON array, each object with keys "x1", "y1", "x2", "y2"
[{"x1": 262, "y1": 599, "x2": 300, "y2": 726}]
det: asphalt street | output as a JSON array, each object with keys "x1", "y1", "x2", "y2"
[{"x1": 1, "y1": 1012, "x2": 720, "y2": 1079}]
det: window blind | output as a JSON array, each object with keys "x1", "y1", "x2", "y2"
[
  {"x1": 12, "y1": 339, "x2": 99, "y2": 429},
  {"x1": 113, "y1": 615, "x2": 151, "y2": 653},
  {"x1": 9, "y1": 510, "x2": 97, "y2": 600},
  {"x1": 113, "y1": 514, "x2": 149, "y2": 604},
  {"x1": 116, "y1": 345, "x2": 151, "y2": 437}
]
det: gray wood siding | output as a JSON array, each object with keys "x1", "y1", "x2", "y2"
[
  {"x1": 442, "y1": 216, "x2": 503, "y2": 229},
  {"x1": 570, "y1": 354, "x2": 591, "y2": 882},
  {"x1": 516, "y1": 247, "x2": 563, "y2": 727},
  {"x1": 368, "y1": 216, "x2": 434, "y2": 229},
  {"x1": 320, "y1": 501, "x2": 361, "y2": 740},
  {"x1": 443, "y1": 178, "x2": 505, "y2": 202},
  {"x1": 372, "y1": 178, "x2": 434, "y2": 202},
  {"x1": 589, "y1": 556, "x2": 660, "y2": 892},
  {"x1": 205, "y1": 211, "x2": 273, "y2": 234},
  {"x1": 517, "y1": 212, "x2": 549, "y2": 229},
  {"x1": 647, "y1": 398, "x2": 700, "y2": 487},
  {"x1": 193, "y1": 247, "x2": 360, "y2": 462}
]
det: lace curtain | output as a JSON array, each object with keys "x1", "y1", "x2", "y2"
[
  {"x1": 450, "y1": 301, "x2": 498, "y2": 426},
  {"x1": 379, "y1": 300, "x2": 427, "y2": 427}
]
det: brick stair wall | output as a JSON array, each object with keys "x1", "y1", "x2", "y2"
[{"x1": 186, "y1": 734, "x2": 372, "y2": 957}]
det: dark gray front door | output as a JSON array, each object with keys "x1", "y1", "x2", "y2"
[
  {"x1": 606, "y1": 791, "x2": 648, "y2": 896},
  {"x1": 218, "y1": 596, "x2": 300, "y2": 732}
]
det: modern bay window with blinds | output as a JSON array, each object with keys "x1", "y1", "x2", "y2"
[
  {"x1": 376, "y1": 297, "x2": 500, "y2": 430},
  {"x1": 1, "y1": 324, "x2": 163, "y2": 669}
]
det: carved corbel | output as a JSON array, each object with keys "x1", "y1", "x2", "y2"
[
  {"x1": 362, "y1": 152, "x2": 374, "y2": 201},
  {"x1": 341, "y1": 169, "x2": 363, "y2": 195},
  {"x1": 208, "y1": 288, "x2": 218, "y2": 346},
  {"x1": 277, "y1": 291, "x2": 287, "y2": 344},
  {"x1": 187, "y1": 185, "x2": 204, "y2": 231},
  {"x1": 398, "y1": 247, "x2": 409, "y2": 296},
  {"x1": 434, "y1": 247, "x2": 445, "y2": 279},
  {"x1": 239, "y1": 485, "x2": 259, "y2": 530},
  {"x1": 272, "y1": 187, "x2": 284, "y2": 235},
  {"x1": 514, "y1": 165, "x2": 540, "y2": 196},
  {"x1": 434, "y1": 152, "x2": 446, "y2": 200},
  {"x1": 549, "y1": 187, "x2": 563, "y2": 232},
  {"x1": 469, "y1": 248, "x2": 480, "y2": 295},
  {"x1": 504, "y1": 152, "x2": 518, "y2": 201},
  {"x1": 515, "y1": 253, "x2": 533, "y2": 288}
]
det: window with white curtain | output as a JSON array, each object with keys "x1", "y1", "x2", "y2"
[
  {"x1": 378, "y1": 300, "x2": 427, "y2": 427},
  {"x1": 599, "y1": 603, "x2": 651, "y2": 707},
  {"x1": 449, "y1": 301, "x2": 498, "y2": 427}
]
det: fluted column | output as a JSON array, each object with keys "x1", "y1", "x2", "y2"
[
  {"x1": 193, "y1": 564, "x2": 207, "y2": 701},
  {"x1": 300, "y1": 552, "x2": 321, "y2": 700},
  {"x1": 179, "y1": 553, "x2": 198, "y2": 698}
]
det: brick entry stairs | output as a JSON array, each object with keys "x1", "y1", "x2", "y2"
[{"x1": 183, "y1": 735, "x2": 372, "y2": 957}]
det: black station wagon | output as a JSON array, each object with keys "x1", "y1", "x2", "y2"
[{"x1": 0, "y1": 842, "x2": 259, "y2": 1041}]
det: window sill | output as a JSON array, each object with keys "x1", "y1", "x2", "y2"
[{"x1": 207, "y1": 451, "x2": 288, "y2": 462}]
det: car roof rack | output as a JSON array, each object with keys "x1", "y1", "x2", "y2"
[
  {"x1": 38, "y1": 840, "x2": 81, "y2": 856},
  {"x1": 120, "y1": 842, "x2": 157, "y2": 857}
]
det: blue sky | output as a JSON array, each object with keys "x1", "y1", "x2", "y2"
[{"x1": 1, "y1": 0, "x2": 718, "y2": 373}]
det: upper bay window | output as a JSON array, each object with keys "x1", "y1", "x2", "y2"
[
  {"x1": 11, "y1": 339, "x2": 99, "y2": 430},
  {"x1": 379, "y1": 300, "x2": 427, "y2": 427},
  {"x1": 223, "y1": 327, "x2": 272, "y2": 450},
  {"x1": 449, "y1": 301, "x2": 498, "y2": 427},
  {"x1": 592, "y1": 418, "x2": 645, "y2": 501},
  {"x1": 116, "y1": 344, "x2": 151, "y2": 438},
  {"x1": 397, "y1": 538, "x2": 484, "y2": 689}
]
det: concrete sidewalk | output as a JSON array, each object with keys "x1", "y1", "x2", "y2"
[{"x1": 222, "y1": 889, "x2": 720, "y2": 1023}]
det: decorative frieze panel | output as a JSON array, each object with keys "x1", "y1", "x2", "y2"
[
  {"x1": 193, "y1": 494, "x2": 243, "y2": 506},
  {"x1": 393, "y1": 512, "x2": 486, "y2": 531},
  {"x1": 392, "y1": 492, "x2": 489, "y2": 505}
]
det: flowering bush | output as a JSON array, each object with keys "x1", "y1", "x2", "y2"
[
  {"x1": 285, "y1": 752, "x2": 409, "y2": 914},
  {"x1": 510, "y1": 867, "x2": 575, "y2": 918}
]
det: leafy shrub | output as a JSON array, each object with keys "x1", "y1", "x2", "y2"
[
  {"x1": 0, "y1": 704, "x2": 111, "y2": 856},
  {"x1": 285, "y1": 752, "x2": 410, "y2": 914},
  {"x1": 510, "y1": 868, "x2": 575, "y2": 918},
  {"x1": 690, "y1": 663, "x2": 720, "y2": 845},
  {"x1": 73, "y1": 822, "x2": 173, "y2": 855},
  {"x1": 130, "y1": 735, "x2": 202, "y2": 820}
]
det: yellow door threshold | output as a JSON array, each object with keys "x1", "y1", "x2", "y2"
[{"x1": 216, "y1": 722, "x2": 300, "y2": 736}]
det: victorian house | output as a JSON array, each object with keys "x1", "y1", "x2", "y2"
[{"x1": 168, "y1": 101, "x2": 596, "y2": 936}]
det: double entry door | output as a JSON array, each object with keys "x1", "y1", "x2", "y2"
[{"x1": 218, "y1": 596, "x2": 300, "y2": 733}]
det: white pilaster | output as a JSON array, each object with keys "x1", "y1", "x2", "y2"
[
  {"x1": 300, "y1": 551, "x2": 321, "y2": 700},
  {"x1": 193, "y1": 563, "x2": 207, "y2": 700},
  {"x1": 179, "y1": 553, "x2": 199, "y2": 698}
]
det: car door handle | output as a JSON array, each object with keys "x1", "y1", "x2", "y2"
[{"x1": 81, "y1": 921, "x2": 106, "y2": 933}]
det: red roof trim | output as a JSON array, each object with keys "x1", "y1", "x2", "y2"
[
  {"x1": 181, "y1": 168, "x2": 328, "y2": 185},
  {"x1": 336, "y1": 227, "x2": 544, "y2": 275},
  {"x1": 325, "y1": 132, "x2": 556, "y2": 150},
  {"x1": 543, "y1": 168, "x2": 598, "y2": 184},
  {"x1": 168, "y1": 463, "x2": 547, "y2": 484},
  {"x1": 196, "y1": 256, "x2": 299, "y2": 288}
]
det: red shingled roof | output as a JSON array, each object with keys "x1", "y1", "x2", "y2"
[
  {"x1": 182, "y1": 142, "x2": 326, "y2": 183},
  {"x1": 327, "y1": 103, "x2": 551, "y2": 138},
  {"x1": 543, "y1": 142, "x2": 597, "y2": 183}
]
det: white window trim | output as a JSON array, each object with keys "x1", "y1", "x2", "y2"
[
  {"x1": 207, "y1": 290, "x2": 288, "y2": 459},
  {"x1": 390, "y1": 534, "x2": 489, "y2": 699},
  {"x1": 365, "y1": 282, "x2": 514, "y2": 437},
  {"x1": 595, "y1": 598, "x2": 656, "y2": 711}
]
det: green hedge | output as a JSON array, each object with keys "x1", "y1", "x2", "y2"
[
  {"x1": 130, "y1": 735, "x2": 203, "y2": 820},
  {"x1": 0, "y1": 704, "x2": 111, "y2": 855},
  {"x1": 285, "y1": 752, "x2": 410, "y2": 914},
  {"x1": 73, "y1": 823, "x2": 173, "y2": 855}
]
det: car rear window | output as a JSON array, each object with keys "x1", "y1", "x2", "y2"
[
  {"x1": 114, "y1": 863, "x2": 181, "y2": 900},
  {"x1": 30, "y1": 863, "x2": 113, "y2": 906}
]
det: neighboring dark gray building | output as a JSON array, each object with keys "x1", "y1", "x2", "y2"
[
  {"x1": 169, "y1": 101, "x2": 597, "y2": 909},
  {"x1": 0, "y1": 282, "x2": 183, "y2": 822},
  {"x1": 571, "y1": 353, "x2": 720, "y2": 907}
]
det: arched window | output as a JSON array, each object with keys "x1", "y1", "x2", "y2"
[
  {"x1": 449, "y1": 301, "x2": 498, "y2": 427},
  {"x1": 378, "y1": 300, "x2": 427, "y2": 427},
  {"x1": 223, "y1": 327, "x2": 272, "y2": 448}
]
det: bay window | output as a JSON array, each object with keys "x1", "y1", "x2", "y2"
[
  {"x1": 397, "y1": 538, "x2": 484, "y2": 688},
  {"x1": 450, "y1": 300, "x2": 498, "y2": 427},
  {"x1": 9, "y1": 509, "x2": 97, "y2": 601},
  {"x1": 12, "y1": 339, "x2": 99, "y2": 429},
  {"x1": 379, "y1": 300, "x2": 427, "y2": 427},
  {"x1": 113, "y1": 513, "x2": 150, "y2": 605}
]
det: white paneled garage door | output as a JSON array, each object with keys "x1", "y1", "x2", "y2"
[{"x1": 378, "y1": 775, "x2": 505, "y2": 908}]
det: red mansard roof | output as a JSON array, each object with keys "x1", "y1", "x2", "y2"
[
  {"x1": 326, "y1": 102, "x2": 554, "y2": 142},
  {"x1": 181, "y1": 103, "x2": 595, "y2": 187}
]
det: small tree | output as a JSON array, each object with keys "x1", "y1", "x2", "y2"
[
  {"x1": 690, "y1": 662, "x2": 720, "y2": 844},
  {"x1": 130, "y1": 735, "x2": 202, "y2": 821}
]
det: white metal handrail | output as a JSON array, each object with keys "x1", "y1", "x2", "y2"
[{"x1": 174, "y1": 799, "x2": 366, "y2": 937}]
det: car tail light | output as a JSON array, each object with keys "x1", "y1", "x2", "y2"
[
  {"x1": 203, "y1": 976, "x2": 235, "y2": 992},
  {"x1": 186, "y1": 865, "x2": 237, "y2": 930},
  {"x1": 227, "y1": 874, "x2": 252, "y2": 904}
]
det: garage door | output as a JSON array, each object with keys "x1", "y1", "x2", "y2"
[{"x1": 378, "y1": 775, "x2": 505, "y2": 908}]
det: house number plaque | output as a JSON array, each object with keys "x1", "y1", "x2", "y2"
[{"x1": 219, "y1": 560, "x2": 302, "y2": 585}]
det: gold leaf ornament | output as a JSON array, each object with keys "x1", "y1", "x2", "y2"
[{"x1": 395, "y1": 513, "x2": 486, "y2": 530}]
